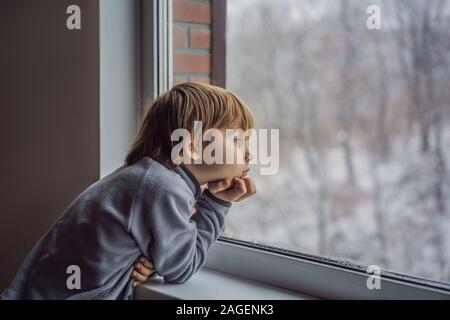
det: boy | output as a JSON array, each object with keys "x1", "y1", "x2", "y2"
[{"x1": 1, "y1": 82, "x2": 256, "y2": 299}]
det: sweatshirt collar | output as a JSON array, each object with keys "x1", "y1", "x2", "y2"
[{"x1": 174, "y1": 164, "x2": 202, "y2": 200}]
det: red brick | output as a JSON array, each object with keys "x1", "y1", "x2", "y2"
[
  {"x1": 174, "y1": 53, "x2": 210, "y2": 73},
  {"x1": 173, "y1": 0, "x2": 211, "y2": 24},
  {"x1": 173, "y1": 26, "x2": 186, "y2": 48},
  {"x1": 189, "y1": 28, "x2": 210, "y2": 49}
]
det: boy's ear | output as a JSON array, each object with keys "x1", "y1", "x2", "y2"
[{"x1": 184, "y1": 140, "x2": 202, "y2": 162}]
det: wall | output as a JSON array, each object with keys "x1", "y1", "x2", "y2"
[
  {"x1": 173, "y1": 0, "x2": 212, "y2": 84},
  {"x1": 0, "y1": 0, "x2": 100, "y2": 290}
]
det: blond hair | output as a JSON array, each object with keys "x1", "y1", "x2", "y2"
[{"x1": 125, "y1": 82, "x2": 254, "y2": 168}]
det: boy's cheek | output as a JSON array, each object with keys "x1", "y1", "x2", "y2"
[{"x1": 207, "y1": 163, "x2": 232, "y2": 178}]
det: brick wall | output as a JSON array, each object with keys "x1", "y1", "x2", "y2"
[{"x1": 173, "y1": 0, "x2": 212, "y2": 85}]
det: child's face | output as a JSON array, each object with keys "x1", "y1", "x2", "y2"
[
  {"x1": 193, "y1": 125, "x2": 253, "y2": 184},
  {"x1": 211, "y1": 126, "x2": 252, "y2": 181}
]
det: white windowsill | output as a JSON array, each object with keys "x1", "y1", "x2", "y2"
[{"x1": 134, "y1": 267, "x2": 315, "y2": 300}]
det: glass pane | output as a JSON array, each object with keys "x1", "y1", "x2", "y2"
[{"x1": 225, "y1": 0, "x2": 450, "y2": 284}]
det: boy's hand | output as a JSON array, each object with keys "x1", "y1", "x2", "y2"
[
  {"x1": 131, "y1": 256, "x2": 155, "y2": 288},
  {"x1": 207, "y1": 177, "x2": 256, "y2": 203}
]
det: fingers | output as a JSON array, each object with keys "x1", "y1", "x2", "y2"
[
  {"x1": 218, "y1": 177, "x2": 247, "y2": 201},
  {"x1": 233, "y1": 177, "x2": 248, "y2": 196},
  {"x1": 244, "y1": 177, "x2": 256, "y2": 194},
  {"x1": 207, "y1": 176, "x2": 256, "y2": 203},
  {"x1": 235, "y1": 177, "x2": 257, "y2": 202},
  {"x1": 131, "y1": 256, "x2": 156, "y2": 287},
  {"x1": 132, "y1": 270, "x2": 148, "y2": 283},
  {"x1": 134, "y1": 262, "x2": 151, "y2": 277},
  {"x1": 207, "y1": 179, "x2": 231, "y2": 193},
  {"x1": 139, "y1": 256, "x2": 154, "y2": 269}
]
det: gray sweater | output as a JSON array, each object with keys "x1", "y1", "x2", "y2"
[{"x1": 1, "y1": 156, "x2": 231, "y2": 300}]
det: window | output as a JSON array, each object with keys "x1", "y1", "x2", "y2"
[
  {"x1": 167, "y1": 0, "x2": 450, "y2": 297},
  {"x1": 223, "y1": 0, "x2": 450, "y2": 286}
]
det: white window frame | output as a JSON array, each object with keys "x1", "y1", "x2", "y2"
[
  {"x1": 207, "y1": 237, "x2": 450, "y2": 299},
  {"x1": 99, "y1": 0, "x2": 140, "y2": 177},
  {"x1": 136, "y1": 0, "x2": 450, "y2": 300},
  {"x1": 140, "y1": 0, "x2": 172, "y2": 117}
]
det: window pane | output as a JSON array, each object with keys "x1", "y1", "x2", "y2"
[{"x1": 225, "y1": 0, "x2": 450, "y2": 284}]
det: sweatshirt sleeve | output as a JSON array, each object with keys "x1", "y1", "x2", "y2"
[{"x1": 129, "y1": 173, "x2": 232, "y2": 284}]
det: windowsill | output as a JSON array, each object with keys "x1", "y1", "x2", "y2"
[{"x1": 134, "y1": 267, "x2": 315, "y2": 300}]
